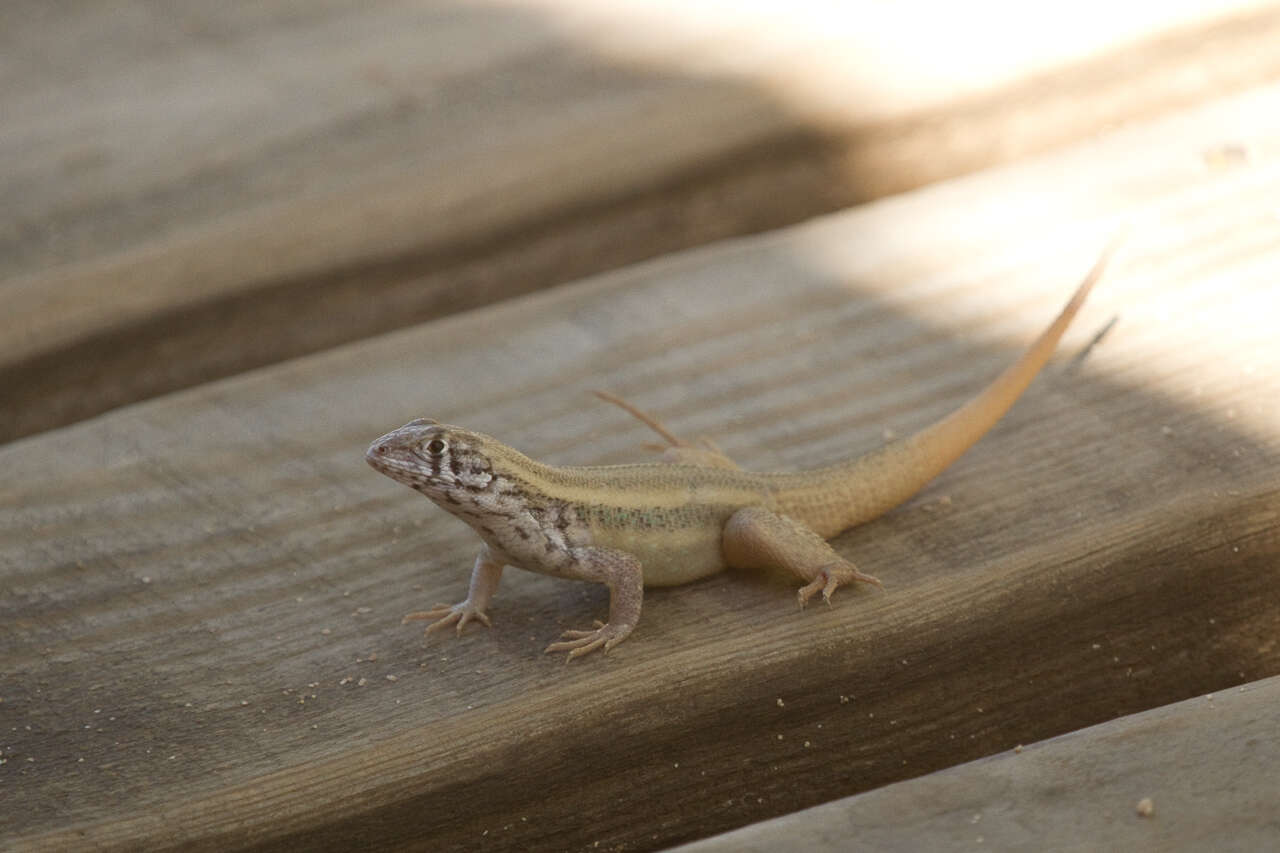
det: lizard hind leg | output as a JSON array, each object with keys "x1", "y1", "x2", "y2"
[
  {"x1": 593, "y1": 390, "x2": 741, "y2": 470},
  {"x1": 722, "y1": 507, "x2": 882, "y2": 607}
]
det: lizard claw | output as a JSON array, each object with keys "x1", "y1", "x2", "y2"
[
  {"x1": 555, "y1": 620, "x2": 607, "y2": 639},
  {"x1": 403, "y1": 602, "x2": 492, "y2": 637},
  {"x1": 544, "y1": 620, "x2": 632, "y2": 661},
  {"x1": 797, "y1": 562, "x2": 883, "y2": 609}
]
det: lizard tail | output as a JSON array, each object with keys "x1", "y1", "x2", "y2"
[{"x1": 773, "y1": 239, "x2": 1120, "y2": 539}]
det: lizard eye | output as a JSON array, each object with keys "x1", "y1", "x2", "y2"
[{"x1": 424, "y1": 438, "x2": 447, "y2": 456}]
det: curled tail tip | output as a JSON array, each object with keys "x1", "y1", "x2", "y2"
[
  {"x1": 1096, "y1": 229, "x2": 1129, "y2": 275},
  {"x1": 1066, "y1": 233, "x2": 1125, "y2": 314}
]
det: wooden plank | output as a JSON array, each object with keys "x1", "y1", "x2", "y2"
[
  {"x1": 5, "y1": 1, "x2": 1280, "y2": 441},
  {"x1": 4, "y1": 83, "x2": 1280, "y2": 851},
  {"x1": 675, "y1": 675, "x2": 1280, "y2": 852}
]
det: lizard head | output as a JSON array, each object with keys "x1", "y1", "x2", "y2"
[{"x1": 366, "y1": 418, "x2": 506, "y2": 502}]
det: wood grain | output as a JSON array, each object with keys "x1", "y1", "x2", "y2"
[
  {"x1": 5, "y1": 2, "x2": 1280, "y2": 441},
  {"x1": 676, "y1": 675, "x2": 1280, "y2": 851},
  {"x1": 4, "y1": 83, "x2": 1280, "y2": 851}
]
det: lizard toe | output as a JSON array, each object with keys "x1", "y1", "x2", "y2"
[
  {"x1": 557, "y1": 620, "x2": 606, "y2": 640},
  {"x1": 407, "y1": 601, "x2": 493, "y2": 637},
  {"x1": 797, "y1": 562, "x2": 883, "y2": 609},
  {"x1": 544, "y1": 621, "x2": 633, "y2": 661},
  {"x1": 401, "y1": 604, "x2": 455, "y2": 623}
]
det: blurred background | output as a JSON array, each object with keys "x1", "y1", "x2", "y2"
[{"x1": 4, "y1": 0, "x2": 1278, "y2": 442}]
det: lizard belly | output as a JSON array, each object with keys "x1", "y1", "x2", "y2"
[
  {"x1": 578, "y1": 483, "x2": 771, "y2": 586},
  {"x1": 588, "y1": 517, "x2": 729, "y2": 587}
]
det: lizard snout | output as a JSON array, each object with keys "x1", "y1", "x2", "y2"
[{"x1": 365, "y1": 437, "x2": 395, "y2": 468}]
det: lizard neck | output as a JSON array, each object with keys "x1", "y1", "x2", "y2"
[{"x1": 424, "y1": 450, "x2": 594, "y2": 568}]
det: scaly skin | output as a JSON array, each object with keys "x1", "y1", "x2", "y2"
[{"x1": 367, "y1": 244, "x2": 1116, "y2": 660}]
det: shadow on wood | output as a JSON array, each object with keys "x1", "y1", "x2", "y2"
[
  {"x1": 5, "y1": 2, "x2": 1280, "y2": 441},
  {"x1": 675, "y1": 676, "x2": 1280, "y2": 852},
  {"x1": 5, "y1": 80, "x2": 1280, "y2": 850}
]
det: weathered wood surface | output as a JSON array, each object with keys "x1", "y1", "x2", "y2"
[
  {"x1": 7, "y1": 76, "x2": 1280, "y2": 845},
  {"x1": 4, "y1": 83, "x2": 1280, "y2": 851},
  {"x1": 677, "y1": 675, "x2": 1280, "y2": 852},
  {"x1": 5, "y1": 1, "x2": 1280, "y2": 442}
]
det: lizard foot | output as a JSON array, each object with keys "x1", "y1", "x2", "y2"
[
  {"x1": 402, "y1": 602, "x2": 492, "y2": 637},
  {"x1": 544, "y1": 619, "x2": 633, "y2": 661},
  {"x1": 797, "y1": 561, "x2": 883, "y2": 608}
]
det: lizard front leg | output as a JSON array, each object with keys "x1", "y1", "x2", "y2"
[
  {"x1": 544, "y1": 546, "x2": 644, "y2": 661},
  {"x1": 402, "y1": 545, "x2": 504, "y2": 636},
  {"x1": 722, "y1": 507, "x2": 882, "y2": 606}
]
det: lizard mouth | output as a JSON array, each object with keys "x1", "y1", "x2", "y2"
[
  {"x1": 365, "y1": 440, "x2": 391, "y2": 468},
  {"x1": 365, "y1": 439, "x2": 443, "y2": 493},
  {"x1": 365, "y1": 438, "x2": 412, "y2": 475}
]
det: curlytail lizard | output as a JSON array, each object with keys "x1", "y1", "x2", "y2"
[{"x1": 367, "y1": 244, "x2": 1115, "y2": 660}]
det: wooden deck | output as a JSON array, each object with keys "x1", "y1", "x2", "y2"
[
  {"x1": 677, "y1": 675, "x2": 1280, "y2": 852},
  {"x1": 3, "y1": 3, "x2": 1279, "y2": 851}
]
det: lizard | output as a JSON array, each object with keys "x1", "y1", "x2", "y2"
[{"x1": 366, "y1": 243, "x2": 1116, "y2": 660}]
